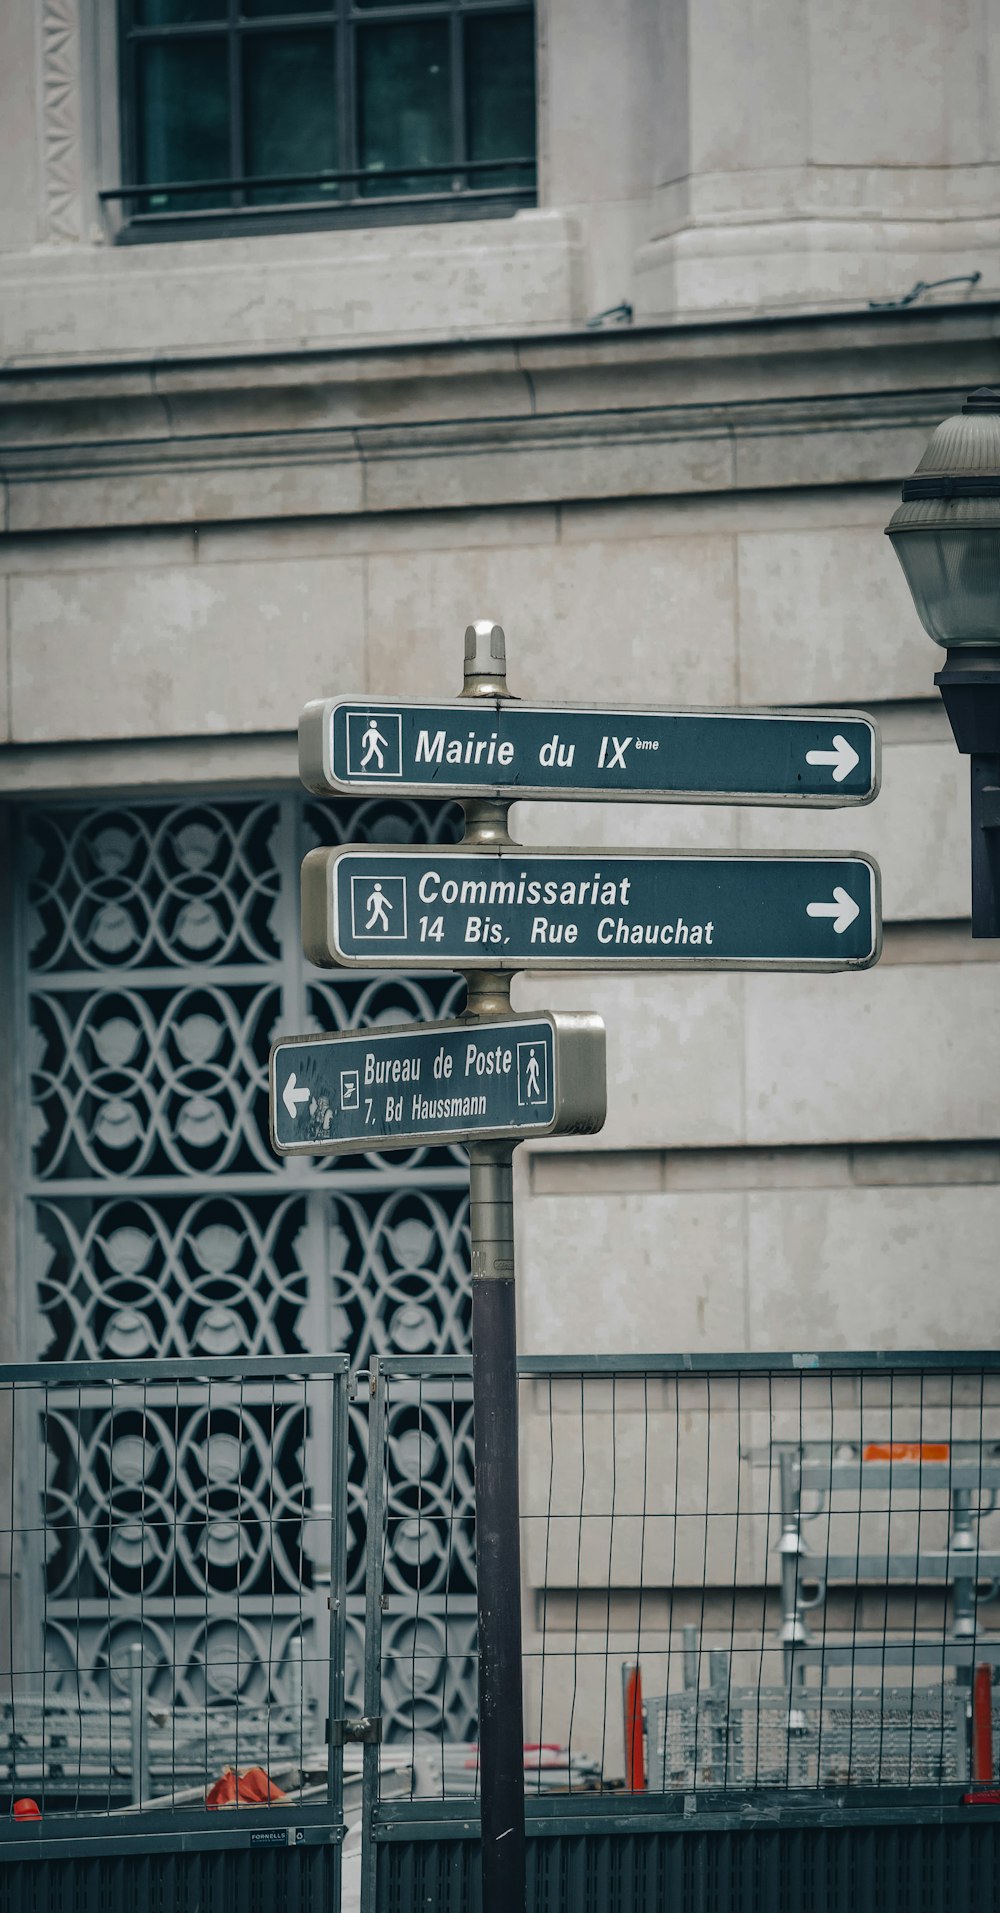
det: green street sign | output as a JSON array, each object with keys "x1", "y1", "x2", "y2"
[
  {"x1": 299, "y1": 696, "x2": 879, "y2": 807},
  {"x1": 301, "y1": 845, "x2": 881, "y2": 973},
  {"x1": 269, "y1": 1013, "x2": 606, "y2": 1156}
]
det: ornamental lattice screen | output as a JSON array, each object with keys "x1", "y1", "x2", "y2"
[{"x1": 14, "y1": 790, "x2": 477, "y2": 1738}]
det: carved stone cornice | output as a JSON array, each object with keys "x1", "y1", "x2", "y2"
[{"x1": 2, "y1": 303, "x2": 999, "y2": 534}]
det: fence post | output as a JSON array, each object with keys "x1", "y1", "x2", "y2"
[
  {"x1": 622, "y1": 1664, "x2": 646, "y2": 1792},
  {"x1": 778, "y1": 1450, "x2": 810, "y2": 1690},
  {"x1": 972, "y1": 1664, "x2": 994, "y2": 1783},
  {"x1": 128, "y1": 1643, "x2": 149, "y2": 1807},
  {"x1": 952, "y1": 1489, "x2": 977, "y2": 1642},
  {"x1": 709, "y1": 1650, "x2": 730, "y2": 1785},
  {"x1": 360, "y1": 1360, "x2": 387, "y2": 1913},
  {"x1": 287, "y1": 1633, "x2": 303, "y2": 1770}
]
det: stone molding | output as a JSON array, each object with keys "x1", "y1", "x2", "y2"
[
  {"x1": 0, "y1": 209, "x2": 582, "y2": 362},
  {"x1": 39, "y1": 0, "x2": 84, "y2": 244},
  {"x1": 2, "y1": 303, "x2": 999, "y2": 534},
  {"x1": 635, "y1": 217, "x2": 1000, "y2": 328}
]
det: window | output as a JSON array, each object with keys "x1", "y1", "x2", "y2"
[{"x1": 110, "y1": 0, "x2": 536, "y2": 240}]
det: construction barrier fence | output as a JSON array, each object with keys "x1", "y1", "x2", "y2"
[{"x1": 3, "y1": 1349, "x2": 1000, "y2": 1912}]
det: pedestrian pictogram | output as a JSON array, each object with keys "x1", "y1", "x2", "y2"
[
  {"x1": 360, "y1": 719, "x2": 388, "y2": 769},
  {"x1": 345, "y1": 710, "x2": 402, "y2": 778},
  {"x1": 348, "y1": 872, "x2": 407, "y2": 941},
  {"x1": 365, "y1": 881, "x2": 391, "y2": 930},
  {"x1": 517, "y1": 1041, "x2": 548, "y2": 1106}
]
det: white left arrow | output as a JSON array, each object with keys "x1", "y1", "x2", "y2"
[
  {"x1": 806, "y1": 887, "x2": 860, "y2": 935},
  {"x1": 282, "y1": 1073, "x2": 311, "y2": 1121},
  {"x1": 805, "y1": 734, "x2": 860, "y2": 783}
]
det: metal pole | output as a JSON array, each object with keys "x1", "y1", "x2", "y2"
[
  {"x1": 128, "y1": 1642, "x2": 148, "y2": 1807},
  {"x1": 461, "y1": 621, "x2": 526, "y2": 1913},
  {"x1": 970, "y1": 754, "x2": 1000, "y2": 937},
  {"x1": 469, "y1": 1143, "x2": 525, "y2": 1912},
  {"x1": 709, "y1": 1649, "x2": 730, "y2": 1784}
]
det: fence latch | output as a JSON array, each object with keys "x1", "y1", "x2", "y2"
[{"x1": 331, "y1": 1716, "x2": 382, "y2": 1746}]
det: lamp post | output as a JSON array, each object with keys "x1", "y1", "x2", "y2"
[{"x1": 887, "y1": 386, "x2": 1000, "y2": 937}]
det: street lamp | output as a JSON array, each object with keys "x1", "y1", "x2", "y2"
[{"x1": 887, "y1": 386, "x2": 1000, "y2": 936}]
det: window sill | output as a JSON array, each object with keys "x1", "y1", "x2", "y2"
[
  {"x1": 0, "y1": 209, "x2": 581, "y2": 364},
  {"x1": 112, "y1": 192, "x2": 535, "y2": 247}
]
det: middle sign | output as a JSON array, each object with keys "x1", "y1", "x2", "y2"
[{"x1": 302, "y1": 846, "x2": 881, "y2": 972}]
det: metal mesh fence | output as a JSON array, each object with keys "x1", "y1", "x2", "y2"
[
  {"x1": 5, "y1": 1349, "x2": 999, "y2": 1841},
  {"x1": 0, "y1": 1355, "x2": 348, "y2": 1827},
  {"x1": 367, "y1": 1354, "x2": 1000, "y2": 1802}
]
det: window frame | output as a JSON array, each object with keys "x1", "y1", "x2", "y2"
[{"x1": 108, "y1": 0, "x2": 537, "y2": 244}]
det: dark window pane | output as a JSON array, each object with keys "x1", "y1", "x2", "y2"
[
  {"x1": 357, "y1": 21, "x2": 451, "y2": 198},
  {"x1": 134, "y1": 0, "x2": 225, "y2": 23},
  {"x1": 137, "y1": 40, "x2": 229, "y2": 210},
  {"x1": 242, "y1": 0, "x2": 332, "y2": 16},
  {"x1": 244, "y1": 31, "x2": 337, "y2": 203},
  {"x1": 465, "y1": 11, "x2": 535, "y2": 189}
]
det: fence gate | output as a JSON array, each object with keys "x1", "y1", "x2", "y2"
[
  {"x1": 358, "y1": 1352, "x2": 1000, "y2": 1913},
  {"x1": 0, "y1": 1354, "x2": 351, "y2": 1913}
]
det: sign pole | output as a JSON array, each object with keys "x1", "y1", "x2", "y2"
[
  {"x1": 461, "y1": 623, "x2": 527, "y2": 1913},
  {"x1": 469, "y1": 1139, "x2": 524, "y2": 1910},
  {"x1": 286, "y1": 612, "x2": 880, "y2": 1911}
]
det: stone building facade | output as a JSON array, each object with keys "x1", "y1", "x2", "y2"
[{"x1": 1, "y1": 0, "x2": 999, "y2": 1756}]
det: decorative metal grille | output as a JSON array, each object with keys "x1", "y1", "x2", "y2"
[
  {"x1": 38, "y1": 1375, "x2": 331, "y2": 1719},
  {"x1": 16, "y1": 790, "x2": 473, "y2": 1739},
  {"x1": 380, "y1": 1377, "x2": 479, "y2": 1744}
]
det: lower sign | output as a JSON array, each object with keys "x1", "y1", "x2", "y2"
[
  {"x1": 302, "y1": 847, "x2": 881, "y2": 972},
  {"x1": 269, "y1": 1013, "x2": 607, "y2": 1156}
]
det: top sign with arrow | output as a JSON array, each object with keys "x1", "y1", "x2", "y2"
[{"x1": 300, "y1": 698, "x2": 879, "y2": 807}]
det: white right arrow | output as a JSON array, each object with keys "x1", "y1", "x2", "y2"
[
  {"x1": 282, "y1": 1073, "x2": 311, "y2": 1121},
  {"x1": 806, "y1": 887, "x2": 860, "y2": 935},
  {"x1": 805, "y1": 734, "x2": 860, "y2": 783}
]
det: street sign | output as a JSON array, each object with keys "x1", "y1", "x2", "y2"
[
  {"x1": 301, "y1": 845, "x2": 881, "y2": 972},
  {"x1": 292, "y1": 621, "x2": 880, "y2": 1913},
  {"x1": 299, "y1": 696, "x2": 879, "y2": 807},
  {"x1": 269, "y1": 1013, "x2": 606, "y2": 1156}
]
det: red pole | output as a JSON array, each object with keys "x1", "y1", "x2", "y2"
[
  {"x1": 622, "y1": 1664, "x2": 646, "y2": 1792},
  {"x1": 972, "y1": 1663, "x2": 994, "y2": 1783}
]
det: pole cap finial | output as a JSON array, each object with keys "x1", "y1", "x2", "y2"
[{"x1": 464, "y1": 621, "x2": 506, "y2": 678}]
